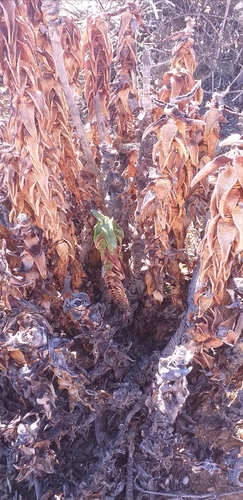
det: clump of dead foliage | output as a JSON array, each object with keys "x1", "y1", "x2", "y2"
[{"x1": 0, "y1": 1, "x2": 242, "y2": 499}]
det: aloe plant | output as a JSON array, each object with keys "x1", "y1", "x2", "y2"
[
  {"x1": 91, "y1": 209, "x2": 124, "y2": 255},
  {"x1": 91, "y1": 210, "x2": 129, "y2": 311}
]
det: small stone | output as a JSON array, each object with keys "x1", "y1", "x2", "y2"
[{"x1": 182, "y1": 476, "x2": 189, "y2": 486}]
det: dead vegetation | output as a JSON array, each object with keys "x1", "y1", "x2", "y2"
[{"x1": 0, "y1": 0, "x2": 243, "y2": 499}]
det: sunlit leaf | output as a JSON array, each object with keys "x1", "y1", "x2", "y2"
[{"x1": 191, "y1": 155, "x2": 229, "y2": 187}]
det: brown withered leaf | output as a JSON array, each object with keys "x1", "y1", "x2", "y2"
[
  {"x1": 204, "y1": 107, "x2": 222, "y2": 140},
  {"x1": 204, "y1": 215, "x2": 220, "y2": 256},
  {"x1": 170, "y1": 73, "x2": 185, "y2": 100},
  {"x1": 215, "y1": 163, "x2": 237, "y2": 213},
  {"x1": 218, "y1": 188, "x2": 239, "y2": 219},
  {"x1": 217, "y1": 217, "x2": 237, "y2": 264},
  {"x1": 174, "y1": 135, "x2": 188, "y2": 160},
  {"x1": 115, "y1": 9, "x2": 135, "y2": 58},
  {"x1": 232, "y1": 206, "x2": 243, "y2": 252},
  {"x1": 186, "y1": 137, "x2": 199, "y2": 167},
  {"x1": 0, "y1": 0, "x2": 16, "y2": 48},
  {"x1": 8, "y1": 348, "x2": 26, "y2": 365},
  {"x1": 233, "y1": 154, "x2": 243, "y2": 187},
  {"x1": 204, "y1": 337, "x2": 223, "y2": 348},
  {"x1": 142, "y1": 116, "x2": 168, "y2": 141},
  {"x1": 155, "y1": 178, "x2": 172, "y2": 203},
  {"x1": 234, "y1": 313, "x2": 243, "y2": 343},
  {"x1": 191, "y1": 155, "x2": 229, "y2": 187},
  {"x1": 26, "y1": 89, "x2": 47, "y2": 119},
  {"x1": 191, "y1": 321, "x2": 209, "y2": 342},
  {"x1": 160, "y1": 121, "x2": 178, "y2": 157},
  {"x1": 18, "y1": 98, "x2": 38, "y2": 141},
  {"x1": 34, "y1": 251, "x2": 47, "y2": 279},
  {"x1": 193, "y1": 349, "x2": 215, "y2": 369},
  {"x1": 171, "y1": 40, "x2": 197, "y2": 74}
]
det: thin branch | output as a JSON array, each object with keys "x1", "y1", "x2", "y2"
[
  {"x1": 147, "y1": 0, "x2": 159, "y2": 20},
  {"x1": 211, "y1": 0, "x2": 232, "y2": 92},
  {"x1": 215, "y1": 0, "x2": 232, "y2": 61}
]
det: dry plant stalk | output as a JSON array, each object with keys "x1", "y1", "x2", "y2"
[
  {"x1": 137, "y1": 17, "x2": 229, "y2": 309},
  {"x1": 42, "y1": 0, "x2": 100, "y2": 179},
  {"x1": 136, "y1": 17, "x2": 206, "y2": 306},
  {"x1": 0, "y1": 0, "x2": 90, "y2": 283},
  {"x1": 109, "y1": 2, "x2": 143, "y2": 141},
  {"x1": 191, "y1": 136, "x2": 243, "y2": 348},
  {"x1": 81, "y1": 15, "x2": 112, "y2": 146}
]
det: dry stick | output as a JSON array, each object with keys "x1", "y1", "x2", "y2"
[
  {"x1": 124, "y1": 403, "x2": 143, "y2": 500},
  {"x1": 126, "y1": 429, "x2": 136, "y2": 500},
  {"x1": 96, "y1": 0, "x2": 106, "y2": 12},
  {"x1": 211, "y1": 0, "x2": 232, "y2": 92},
  {"x1": 93, "y1": 93, "x2": 109, "y2": 208},
  {"x1": 147, "y1": 0, "x2": 159, "y2": 20},
  {"x1": 160, "y1": 259, "x2": 200, "y2": 358},
  {"x1": 232, "y1": 89, "x2": 243, "y2": 103},
  {"x1": 93, "y1": 93, "x2": 107, "y2": 144},
  {"x1": 134, "y1": 478, "x2": 243, "y2": 498},
  {"x1": 142, "y1": 49, "x2": 152, "y2": 115},
  {"x1": 41, "y1": 0, "x2": 100, "y2": 181},
  {"x1": 234, "y1": 46, "x2": 243, "y2": 69},
  {"x1": 228, "y1": 62, "x2": 243, "y2": 103}
]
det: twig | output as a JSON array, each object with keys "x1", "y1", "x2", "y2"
[
  {"x1": 232, "y1": 89, "x2": 243, "y2": 103},
  {"x1": 134, "y1": 477, "x2": 243, "y2": 499},
  {"x1": 96, "y1": 0, "x2": 106, "y2": 12},
  {"x1": 142, "y1": 50, "x2": 152, "y2": 114},
  {"x1": 126, "y1": 429, "x2": 136, "y2": 500},
  {"x1": 211, "y1": 0, "x2": 232, "y2": 92},
  {"x1": 212, "y1": 66, "x2": 243, "y2": 101},
  {"x1": 215, "y1": 0, "x2": 232, "y2": 62},
  {"x1": 147, "y1": 0, "x2": 159, "y2": 20}
]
